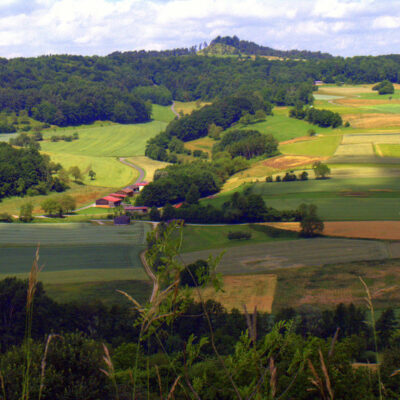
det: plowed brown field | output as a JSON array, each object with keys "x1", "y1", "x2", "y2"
[{"x1": 263, "y1": 155, "x2": 328, "y2": 170}]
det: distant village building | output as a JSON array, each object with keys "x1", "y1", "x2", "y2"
[
  {"x1": 123, "y1": 205, "x2": 149, "y2": 214},
  {"x1": 129, "y1": 182, "x2": 149, "y2": 193},
  {"x1": 117, "y1": 188, "x2": 134, "y2": 197},
  {"x1": 109, "y1": 192, "x2": 128, "y2": 199},
  {"x1": 95, "y1": 196, "x2": 122, "y2": 208},
  {"x1": 314, "y1": 80, "x2": 324, "y2": 86}
]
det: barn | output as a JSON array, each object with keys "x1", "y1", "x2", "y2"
[
  {"x1": 124, "y1": 205, "x2": 149, "y2": 214},
  {"x1": 95, "y1": 196, "x2": 122, "y2": 208}
]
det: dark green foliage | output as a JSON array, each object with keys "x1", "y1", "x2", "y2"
[
  {"x1": 266, "y1": 176, "x2": 273, "y2": 182},
  {"x1": 282, "y1": 171, "x2": 297, "y2": 181},
  {"x1": 290, "y1": 106, "x2": 342, "y2": 128},
  {"x1": 0, "y1": 212, "x2": 13, "y2": 222},
  {"x1": 9, "y1": 133, "x2": 40, "y2": 149},
  {"x1": 300, "y1": 171, "x2": 309, "y2": 180},
  {"x1": 227, "y1": 231, "x2": 252, "y2": 240},
  {"x1": 372, "y1": 80, "x2": 395, "y2": 95},
  {"x1": 0, "y1": 121, "x2": 16, "y2": 133},
  {"x1": 211, "y1": 35, "x2": 333, "y2": 60},
  {"x1": 136, "y1": 161, "x2": 221, "y2": 207},
  {"x1": 132, "y1": 85, "x2": 172, "y2": 105},
  {"x1": 298, "y1": 203, "x2": 324, "y2": 237},
  {"x1": 313, "y1": 161, "x2": 331, "y2": 179},
  {"x1": 185, "y1": 183, "x2": 200, "y2": 204},
  {"x1": 213, "y1": 129, "x2": 278, "y2": 159},
  {"x1": 149, "y1": 206, "x2": 161, "y2": 221},
  {"x1": 180, "y1": 259, "x2": 210, "y2": 287},
  {"x1": 0, "y1": 143, "x2": 64, "y2": 199}
]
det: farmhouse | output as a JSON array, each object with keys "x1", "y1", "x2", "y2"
[
  {"x1": 110, "y1": 192, "x2": 128, "y2": 199},
  {"x1": 118, "y1": 188, "x2": 134, "y2": 197},
  {"x1": 129, "y1": 181, "x2": 149, "y2": 193},
  {"x1": 95, "y1": 196, "x2": 122, "y2": 208}
]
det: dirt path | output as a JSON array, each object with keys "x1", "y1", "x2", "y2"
[
  {"x1": 119, "y1": 157, "x2": 146, "y2": 184},
  {"x1": 171, "y1": 101, "x2": 180, "y2": 119}
]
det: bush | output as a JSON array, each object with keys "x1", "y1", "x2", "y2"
[
  {"x1": 227, "y1": 231, "x2": 252, "y2": 240},
  {"x1": 299, "y1": 171, "x2": 308, "y2": 181},
  {"x1": 275, "y1": 175, "x2": 281, "y2": 182},
  {"x1": 266, "y1": 176, "x2": 273, "y2": 182},
  {"x1": 180, "y1": 259, "x2": 210, "y2": 287},
  {"x1": 307, "y1": 128, "x2": 316, "y2": 136},
  {"x1": 0, "y1": 212, "x2": 13, "y2": 223}
]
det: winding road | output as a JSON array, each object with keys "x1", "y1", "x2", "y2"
[
  {"x1": 171, "y1": 101, "x2": 180, "y2": 119},
  {"x1": 119, "y1": 157, "x2": 146, "y2": 184}
]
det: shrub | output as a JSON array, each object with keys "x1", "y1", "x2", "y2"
[
  {"x1": 266, "y1": 176, "x2": 273, "y2": 182},
  {"x1": 180, "y1": 259, "x2": 210, "y2": 287},
  {"x1": 227, "y1": 231, "x2": 252, "y2": 240},
  {"x1": 275, "y1": 175, "x2": 281, "y2": 182},
  {"x1": 0, "y1": 212, "x2": 13, "y2": 223},
  {"x1": 299, "y1": 171, "x2": 308, "y2": 181}
]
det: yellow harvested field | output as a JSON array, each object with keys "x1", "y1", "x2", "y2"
[
  {"x1": 263, "y1": 155, "x2": 328, "y2": 170},
  {"x1": 338, "y1": 98, "x2": 400, "y2": 106},
  {"x1": 333, "y1": 143, "x2": 374, "y2": 156},
  {"x1": 318, "y1": 85, "x2": 373, "y2": 96},
  {"x1": 341, "y1": 134, "x2": 400, "y2": 145},
  {"x1": 197, "y1": 274, "x2": 277, "y2": 313},
  {"x1": 343, "y1": 113, "x2": 400, "y2": 128},
  {"x1": 263, "y1": 221, "x2": 400, "y2": 241},
  {"x1": 221, "y1": 159, "x2": 276, "y2": 192}
]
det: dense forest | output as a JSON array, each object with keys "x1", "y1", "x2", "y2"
[
  {"x1": 2, "y1": 37, "x2": 400, "y2": 127},
  {"x1": 0, "y1": 142, "x2": 66, "y2": 199}
]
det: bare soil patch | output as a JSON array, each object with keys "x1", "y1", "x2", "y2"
[{"x1": 263, "y1": 155, "x2": 328, "y2": 170}]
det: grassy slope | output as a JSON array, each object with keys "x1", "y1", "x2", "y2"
[
  {"x1": 233, "y1": 107, "x2": 340, "y2": 141},
  {"x1": 0, "y1": 105, "x2": 173, "y2": 214},
  {"x1": 125, "y1": 156, "x2": 170, "y2": 182},
  {"x1": 43, "y1": 152, "x2": 138, "y2": 187}
]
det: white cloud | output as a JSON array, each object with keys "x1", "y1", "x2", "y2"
[{"x1": 0, "y1": 0, "x2": 398, "y2": 57}]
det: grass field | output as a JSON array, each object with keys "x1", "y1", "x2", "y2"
[
  {"x1": 196, "y1": 274, "x2": 277, "y2": 313},
  {"x1": 44, "y1": 152, "x2": 138, "y2": 187},
  {"x1": 203, "y1": 177, "x2": 400, "y2": 220},
  {"x1": 179, "y1": 224, "x2": 298, "y2": 253},
  {"x1": 280, "y1": 134, "x2": 341, "y2": 157},
  {"x1": 378, "y1": 144, "x2": 400, "y2": 157},
  {"x1": 233, "y1": 107, "x2": 339, "y2": 142},
  {"x1": 41, "y1": 120, "x2": 168, "y2": 157},
  {"x1": 0, "y1": 222, "x2": 152, "y2": 304}
]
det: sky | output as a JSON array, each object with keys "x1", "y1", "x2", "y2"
[{"x1": 0, "y1": 0, "x2": 399, "y2": 58}]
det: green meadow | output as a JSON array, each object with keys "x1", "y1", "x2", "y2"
[
  {"x1": 279, "y1": 134, "x2": 342, "y2": 157},
  {"x1": 202, "y1": 177, "x2": 400, "y2": 221},
  {"x1": 179, "y1": 224, "x2": 298, "y2": 253},
  {"x1": 233, "y1": 107, "x2": 340, "y2": 142},
  {"x1": 0, "y1": 222, "x2": 152, "y2": 304}
]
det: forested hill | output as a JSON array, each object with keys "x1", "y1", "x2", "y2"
[
  {"x1": 2, "y1": 43, "x2": 400, "y2": 126},
  {"x1": 206, "y1": 35, "x2": 333, "y2": 59}
]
